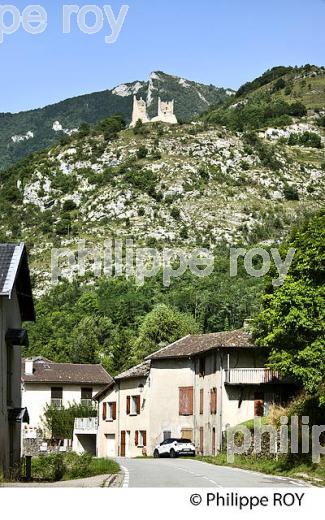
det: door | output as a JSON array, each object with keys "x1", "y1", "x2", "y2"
[
  {"x1": 212, "y1": 428, "x2": 216, "y2": 456},
  {"x1": 125, "y1": 431, "x2": 131, "y2": 457},
  {"x1": 106, "y1": 434, "x2": 115, "y2": 458},
  {"x1": 120, "y1": 431, "x2": 126, "y2": 457}
]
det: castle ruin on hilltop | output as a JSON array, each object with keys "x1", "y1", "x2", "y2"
[{"x1": 130, "y1": 96, "x2": 178, "y2": 127}]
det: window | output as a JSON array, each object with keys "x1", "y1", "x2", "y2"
[
  {"x1": 200, "y1": 389, "x2": 204, "y2": 415},
  {"x1": 163, "y1": 430, "x2": 171, "y2": 441},
  {"x1": 81, "y1": 387, "x2": 93, "y2": 407},
  {"x1": 181, "y1": 429, "x2": 193, "y2": 441},
  {"x1": 199, "y1": 357, "x2": 206, "y2": 377},
  {"x1": 210, "y1": 388, "x2": 217, "y2": 415},
  {"x1": 179, "y1": 387, "x2": 193, "y2": 416},
  {"x1": 126, "y1": 395, "x2": 141, "y2": 415},
  {"x1": 51, "y1": 387, "x2": 63, "y2": 407},
  {"x1": 103, "y1": 402, "x2": 117, "y2": 421},
  {"x1": 135, "y1": 430, "x2": 147, "y2": 447}
]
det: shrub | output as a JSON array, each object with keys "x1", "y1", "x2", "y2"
[
  {"x1": 288, "y1": 132, "x2": 322, "y2": 149},
  {"x1": 32, "y1": 453, "x2": 64, "y2": 482},
  {"x1": 136, "y1": 146, "x2": 148, "y2": 159},
  {"x1": 62, "y1": 199, "x2": 77, "y2": 212},
  {"x1": 171, "y1": 207, "x2": 180, "y2": 220},
  {"x1": 283, "y1": 184, "x2": 299, "y2": 201}
]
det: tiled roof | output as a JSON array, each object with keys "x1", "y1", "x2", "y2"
[
  {"x1": 0, "y1": 243, "x2": 21, "y2": 294},
  {"x1": 115, "y1": 361, "x2": 151, "y2": 380},
  {"x1": 22, "y1": 357, "x2": 113, "y2": 385},
  {"x1": 0, "y1": 243, "x2": 35, "y2": 321},
  {"x1": 146, "y1": 329, "x2": 254, "y2": 360}
]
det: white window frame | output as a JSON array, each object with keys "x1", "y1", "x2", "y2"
[
  {"x1": 107, "y1": 402, "x2": 114, "y2": 421},
  {"x1": 138, "y1": 431, "x2": 145, "y2": 448},
  {"x1": 130, "y1": 396, "x2": 138, "y2": 416}
]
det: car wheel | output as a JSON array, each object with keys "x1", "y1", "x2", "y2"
[
  {"x1": 154, "y1": 449, "x2": 160, "y2": 458},
  {"x1": 170, "y1": 448, "x2": 177, "y2": 458}
]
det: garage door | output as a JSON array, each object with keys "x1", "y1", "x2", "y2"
[{"x1": 106, "y1": 434, "x2": 116, "y2": 457}]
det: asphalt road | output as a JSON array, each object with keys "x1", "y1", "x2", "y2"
[{"x1": 117, "y1": 458, "x2": 309, "y2": 488}]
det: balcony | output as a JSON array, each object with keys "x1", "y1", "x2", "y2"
[
  {"x1": 51, "y1": 398, "x2": 63, "y2": 408},
  {"x1": 74, "y1": 417, "x2": 98, "y2": 434},
  {"x1": 225, "y1": 368, "x2": 288, "y2": 385}
]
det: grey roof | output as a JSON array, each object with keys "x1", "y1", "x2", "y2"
[
  {"x1": 0, "y1": 243, "x2": 35, "y2": 321},
  {"x1": 115, "y1": 361, "x2": 151, "y2": 381},
  {"x1": 22, "y1": 357, "x2": 113, "y2": 385},
  {"x1": 146, "y1": 329, "x2": 254, "y2": 360}
]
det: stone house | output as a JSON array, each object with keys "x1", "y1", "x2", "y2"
[
  {"x1": 0, "y1": 243, "x2": 35, "y2": 478},
  {"x1": 95, "y1": 329, "x2": 295, "y2": 458}
]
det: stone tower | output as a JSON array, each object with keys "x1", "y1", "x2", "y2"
[
  {"x1": 130, "y1": 96, "x2": 150, "y2": 127},
  {"x1": 151, "y1": 97, "x2": 178, "y2": 124}
]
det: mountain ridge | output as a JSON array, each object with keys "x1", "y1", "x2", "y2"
[{"x1": 0, "y1": 71, "x2": 232, "y2": 170}]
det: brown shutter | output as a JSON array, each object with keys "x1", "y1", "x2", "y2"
[
  {"x1": 143, "y1": 431, "x2": 147, "y2": 446},
  {"x1": 136, "y1": 395, "x2": 141, "y2": 415},
  {"x1": 254, "y1": 392, "x2": 264, "y2": 417},
  {"x1": 126, "y1": 396, "x2": 130, "y2": 415},
  {"x1": 200, "y1": 389, "x2": 204, "y2": 415},
  {"x1": 112, "y1": 402, "x2": 117, "y2": 421},
  {"x1": 179, "y1": 387, "x2": 193, "y2": 416},
  {"x1": 102, "y1": 402, "x2": 107, "y2": 421},
  {"x1": 200, "y1": 427, "x2": 204, "y2": 454},
  {"x1": 210, "y1": 388, "x2": 217, "y2": 415},
  {"x1": 135, "y1": 430, "x2": 139, "y2": 446}
]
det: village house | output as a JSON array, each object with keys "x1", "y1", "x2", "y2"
[
  {"x1": 95, "y1": 328, "x2": 295, "y2": 458},
  {"x1": 0, "y1": 243, "x2": 35, "y2": 479},
  {"x1": 21, "y1": 357, "x2": 113, "y2": 455}
]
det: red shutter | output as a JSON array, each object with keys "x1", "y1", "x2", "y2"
[
  {"x1": 143, "y1": 431, "x2": 147, "y2": 447},
  {"x1": 136, "y1": 395, "x2": 141, "y2": 415},
  {"x1": 200, "y1": 389, "x2": 204, "y2": 415},
  {"x1": 135, "y1": 431, "x2": 139, "y2": 446},
  {"x1": 179, "y1": 387, "x2": 193, "y2": 416},
  {"x1": 102, "y1": 402, "x2": 107, "y2": 421},
  {"x1": 126, "y1": 396, "x2": 130, "y2": 415},
  {"x1": 112, "y1": 402, "x2": 117, "y2": 421}
]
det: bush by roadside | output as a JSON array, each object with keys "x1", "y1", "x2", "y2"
[
  {"x1": 195, "y1": 453, "x2": 325, "y2": 487},
  {"x1": 31, "y1": 452, "x2": 119, "y2": 482}
]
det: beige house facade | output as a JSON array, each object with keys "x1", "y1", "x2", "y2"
[{"x1": 96, "y1": 329, "x2": 295, "y2": 458}]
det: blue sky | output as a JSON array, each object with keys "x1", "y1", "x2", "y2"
[{"x1": 1, "y1": 0, "x2": 324, "y2": 113}]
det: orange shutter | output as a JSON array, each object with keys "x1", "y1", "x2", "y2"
[
  {"x1": 112, "y1": 402, "x2": 117, "y2": 420},
  {"x1": 210, "y1": 388, "x2": 217, "y2": 415},
  {"x1": 102, "y1": 402, "x2": 107, "y2": 421},
  {"x1": 136, "y1": 395, "x2": 141, "y2": 414},
  {"x1": 126, "y1": 396, "x2": 130, "y2": 415},
  {"x1": 135, "y1": 431, "x2": 139, "y2": 446},
  {"x1": 200, "y1": 389, "x2": 204, "y2": 415},
  {"x1": 179, "y1": 387, "x2": 194, "y2": 416}
]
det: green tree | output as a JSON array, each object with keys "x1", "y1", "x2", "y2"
[
  {"x1": 253, "y1": 213, "x2": 325, "y2": 403},
  {"x1": 130, "y1": 304, "x2": 201, "y2": 364}
]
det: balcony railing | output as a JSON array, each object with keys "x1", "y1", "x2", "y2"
[
  {"x1": 74, "y1": 417, "x2": 98, "y2": 432},
  {"x1": 225, "y1": 368, "x2": 286, "y2": 385},
  {"x1": 51, "y1": 398, "x2": 63, "y2": 408}
]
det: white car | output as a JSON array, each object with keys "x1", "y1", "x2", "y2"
[{"x1": 153, "y1": 438, "x2": 196, "y2": 458}]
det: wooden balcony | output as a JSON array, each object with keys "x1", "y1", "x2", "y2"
[{"x1": 225, "y1": 368, "x2": 287, "y2": 385}]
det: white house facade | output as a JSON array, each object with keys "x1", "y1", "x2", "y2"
[
  {"x1": 21, "y1": 358, "x2": 113, "y2": 455},
  {"x1": 95, "y1": 329, "x2": 295, "y2": 458}
]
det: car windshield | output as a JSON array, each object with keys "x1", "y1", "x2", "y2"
[{"x1": 176, "y1": 439, "x2": 192, "y2": 444}]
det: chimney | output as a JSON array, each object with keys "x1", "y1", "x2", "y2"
[
  {"x1": 243, "y1": 319, "x2": 253, "y2": 331},
  {"x1": 25, "y1": 359, "x2": 34, "y2": 376}
]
